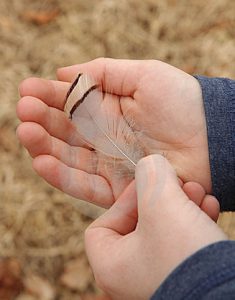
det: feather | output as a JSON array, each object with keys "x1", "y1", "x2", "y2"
[{"x1": 64, "y1": 73, "x2": 145, "y2": 173}]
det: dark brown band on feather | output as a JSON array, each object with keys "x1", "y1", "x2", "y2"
[
  {"x1": 65, "y1": 73, "x2": 82, "y2": 103},
  {"x1": 70, "y1": 84, "x2": 99, "y2": 119}
]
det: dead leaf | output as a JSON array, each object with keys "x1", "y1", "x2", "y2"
[
  {"x1": 15, "y1": 293, "x2": 37, "y2": 300},
  {"x1": 21, "y1": 9, "x2": 60, "y2": 25},
  {"x1": 0, "y1": 258, "x2": 23, "y2": 300},
  {"x1": 60, "y1": 257, "x2": 92, "y2": 291},
  {"x1": 24, "y1": 275, "x2": 55, "y2": 300}
]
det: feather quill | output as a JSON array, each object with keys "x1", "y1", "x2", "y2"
[{"x1": 64, "y1": 73, "x2": 145, "y2": 173}]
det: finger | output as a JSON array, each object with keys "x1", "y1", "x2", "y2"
[
  {"x1": 87, "y1": 181, "x2": 138, "y2": 235},
  {"x1": 17, "y1": 96, "x2": 83, "y2": 146},
  {"x1": 135, "y1": 155, "x2": 186, "y2": 219},
  {"x1": 200, "y1": 195, "x2": 220, "y2": 222},
  {"x1": 85, "y1": 179, "x2": 137, "y2": 274},
  {"x1": 57, "y1": 58, "x2": 145, "y2": 96},
  {"x1": 183, "y1": 182, "x2": 205, "y2": 207},
  {"x1": 183, "y1": 182, "x2": 220, "y2": 221},
  {"x1": 33, "y1": 155, "x2": 114, "y2": 208},
  {"x1": 16, "y1": 122, "x2": 98, "y2": 174},
  {"x1": 19, "y1": 77, "x2": 70, "y2": 110},
  {"x1": 85, "y1": 181, "x2": 137, "y2": 268}
]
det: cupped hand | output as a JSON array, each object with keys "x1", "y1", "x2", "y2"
[
  {"x1": 17, "y1": 58, "x2": 211, "y2": 208},
  {"x1": 85, "y1": 155, "x2": 227, "y2": 300}
]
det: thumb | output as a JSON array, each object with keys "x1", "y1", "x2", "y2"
[
  {"x1": 135, "y1": 154, "x2": 187, "y2": 220},
  {"x1": 85, "y1": 181, "x2": 138, "y2": 272}
]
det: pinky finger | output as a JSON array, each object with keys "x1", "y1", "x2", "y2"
[{"x1": 200, "y1": 195, "x2": 220, "y2": 222}]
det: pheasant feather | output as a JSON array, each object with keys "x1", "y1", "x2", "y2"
[{"x1": 64, "y1": 73, "x2": 145, "y2": 173}]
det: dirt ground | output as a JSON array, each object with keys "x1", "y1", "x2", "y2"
[{"x1": 0, "y1": 0, "x2": 234, "y2": 299}]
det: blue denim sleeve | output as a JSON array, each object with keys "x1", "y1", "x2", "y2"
[
  {"x1": 194, "y1": 76, "x2": 235, "y2": 211},
  {"x1": 151, "y1": 241, "x2": 235, "y2": 300},
  {"x1": 151, "y1": 77, "x2": 235, "y2": 300}
]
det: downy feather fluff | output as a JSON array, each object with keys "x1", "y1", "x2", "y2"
[{"x1": 64, "y1": 73, "x2": 145, "y2": 173}]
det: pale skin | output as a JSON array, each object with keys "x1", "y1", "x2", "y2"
[
  {"x1": 85, "y1": 155, "x2": 227, "y2": 300},
  {"x1": 17, "y1": 58, "x2": 218, "y2": 213},
  {"x1": 17, "y1": 58, "x2": 225, "y2": 298}
]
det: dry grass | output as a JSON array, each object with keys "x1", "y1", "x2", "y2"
[{"x1": 0, "y1": 0, "x2": 234, "y2": 299}]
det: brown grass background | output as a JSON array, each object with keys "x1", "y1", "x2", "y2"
[{"x1": 0, "y1": 0, "x2": 234, "y2": 299}]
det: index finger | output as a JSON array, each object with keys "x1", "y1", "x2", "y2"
[
  {"x1": 19, "y1": 78, "x2": 70, "y2": 110},
  {"x1": 57, "y1": 58, "x2": 147, "y2": 96}
]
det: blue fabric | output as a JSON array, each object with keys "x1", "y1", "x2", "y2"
[
  {"x1": 194, "y1": 76, "x2": 235, "y2": 211},
  {"x1": 151, "y1": 77, "x2": 235, "y2": 299},
  {"x1": 151, "y1": 241, "x2": 235, "y2": 300}
]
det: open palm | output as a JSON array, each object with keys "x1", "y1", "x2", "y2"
[{"x1": 17, "y1": 58, "x2": 211, "y2": 208}]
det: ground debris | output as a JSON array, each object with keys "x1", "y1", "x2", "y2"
[
  {"x1": 80, "y1": 294, "x2": 111, "y2": 300},
  {"x1": 21, "y1": 9, "x2": 60, "y2": 25},
  {"x1": 60, "y1": 256, "x2": 92, "y2": 292},
  {"x1": 24, "y1": 275, "x2": 55, "y2": 300},
  {"x1": 0, "y1": 258, "x2": 23, "y2": 300}
]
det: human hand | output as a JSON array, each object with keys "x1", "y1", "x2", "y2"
[
  {"x1": 85, "y1": 155, "x2": 227, "y2": 300},
  {"x1": 17, "y1": 58, "x2": 211, "y2": 208}
]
